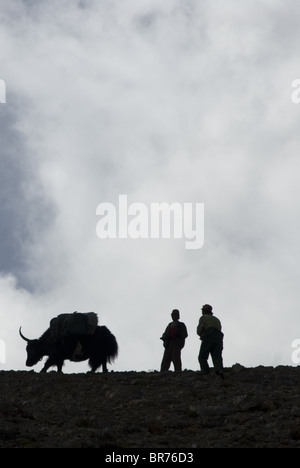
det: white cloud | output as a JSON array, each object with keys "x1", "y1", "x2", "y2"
[{"x1": 0, "y1": 0, "x2": 299, "y2": 372}]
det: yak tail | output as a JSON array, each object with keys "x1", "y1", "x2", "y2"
[{"x1": 98, "y1": 326, "x2": 119, "y2": 364}]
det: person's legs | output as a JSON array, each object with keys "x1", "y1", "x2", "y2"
[
  {"x1": 210, "y1": 332, "x2": 224, "y2": 378},
  {"x1": 171, "y1": 342, "x2": 182, "y2": 372},
  {"x1": 198, "y1": 340, "x2": 211, "y2": 374},
  {"x1": 160, "y1": 346, "x2": 172, "y2": 372},
  {"x1": 211, "y1": 342, "x2": 224, "y2": 373}
]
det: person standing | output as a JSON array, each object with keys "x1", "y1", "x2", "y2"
[
  {"x1": 160, "y1": 309, "x2": 188, "y2": 372},
  {"x1": 197, "y1": 304, "x2": 224, "y2": 378}
]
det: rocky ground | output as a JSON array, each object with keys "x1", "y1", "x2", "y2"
[{"x1": 0, "y1": 365, "x2": 299, "y2": 448}]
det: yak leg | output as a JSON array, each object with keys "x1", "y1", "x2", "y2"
[
  {"x1": 88, "y1": 356, "x2": 108, "y2": 373},
  {"x1": 56, "y1": 360, "x2": 64, "y2": 373},
  {"x1": 41, "y1": 357, "x2": 64, "y2": 373},
  {"x1": 88, "y1": 361, "x2": 99, "y2": 373}
]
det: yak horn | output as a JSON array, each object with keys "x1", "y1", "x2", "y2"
[{"x1": 19, "y1": 327, "x2": 30, "y2": 342}]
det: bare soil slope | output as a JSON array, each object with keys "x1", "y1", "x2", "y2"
[{"x1": 0, "y1": 365, "x2": 299, "y2": 448}]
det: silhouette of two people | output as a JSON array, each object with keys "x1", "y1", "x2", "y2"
[{"x1": 160, "y1": 305, "x2": 224, "y2": 378}]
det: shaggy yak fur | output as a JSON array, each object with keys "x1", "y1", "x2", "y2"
[{"x1": 19, "y1": 325, "x2": 119, "y2": 373}]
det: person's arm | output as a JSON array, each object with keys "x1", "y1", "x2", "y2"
[
  {"x1": 160, "y1": 324, "x2": 170, "y2": 343},
  {"x1": 182, "y1": 323, "x2": 188, "y2": 339},
  {"x1": 197, "y1": 316, "x2": 205, "y2": 338},
  {"x1": 177, "y1": 323, "x2": 188, "y2": 349}
]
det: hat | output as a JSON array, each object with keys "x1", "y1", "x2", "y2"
[{"x1": 202, "y1": 304, "x2": 213, "y2": 313}]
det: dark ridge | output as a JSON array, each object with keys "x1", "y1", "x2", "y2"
[{"x1": 0, "y1": 365, "x2": 299, "y2": 448}]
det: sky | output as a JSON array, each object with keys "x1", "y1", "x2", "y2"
[{"x1": 0, "y1": 0, "x2": 300, "y2": 373}]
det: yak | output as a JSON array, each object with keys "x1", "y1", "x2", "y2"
[{"x1": 19, "y1": 325, "x2": 119, "y2": 373}]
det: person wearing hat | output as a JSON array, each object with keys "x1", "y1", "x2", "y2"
[
  {"x1": 160, "y1": 309, "x2": 188, "y2": 372},
  {"x1": 197, "y1": 304, "x2": 224, "y2": 378}
]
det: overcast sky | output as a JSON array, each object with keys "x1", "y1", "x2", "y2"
[{"x1": 0, "y1": 0, "x2": 300, "y2": 373}]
